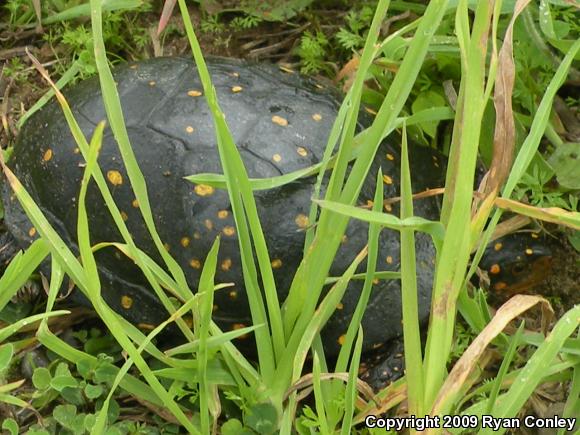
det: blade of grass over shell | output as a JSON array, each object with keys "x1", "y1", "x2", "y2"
[
  {"x1": 0, "y1": 239, "x2": 49, "y2": 311},
  {"x1": 278, "y1": 0, "x2": 450, "y2": 398},
  {"x1": 0, "y1": 311, "x2": 69, "y2": 343},
  {"x1": 195, "y1": 237, "x2": 220, "y2": 434},
  {"x1": 423, "y1": 0, "x2": 495, "y2": 407},
  {"x1": 89, "y1": 0, "x2": 192, "y2": 310},
  {"x1": 27, "y1": 52, "x2": 196, "y2": 341},
  {"x1": 399, "y1": 127, "x2": 424, "y2": 420},
  {"x1": 177, "y1": 0, "x2": 282, "y2": 380},
  {"x1": 73, "y1": 115, "x2": 200, "y2": 432},
  {"x1": 314, "y1": 200, "x2": 445, "y2": 240},
  {"x1": 334, "y1": 170, "x2": 382, "y2": 375},
  {"x1": 280, "y1": 0, "x2": 390, "y2": 340},
  {"x1": 281, "y1": 247, "x2": 368, "y2": 432}
]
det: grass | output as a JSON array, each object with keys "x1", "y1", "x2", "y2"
[{"x1": 1, "y1": 0, "x2": 580, "y2": 433}]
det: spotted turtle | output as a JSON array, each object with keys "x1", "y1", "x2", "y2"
[{"x1": 1, "y1": 57, "x2": 551, "y2": 358}]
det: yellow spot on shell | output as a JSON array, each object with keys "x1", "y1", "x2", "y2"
[
  {"x1": 272, "y1": 115, "x2": 288, "y2": 127},
  {"x1": 28, "y1": 227, "x2": 36, "y2": 237},
  {"x1": 271, "y1": 259, "x2": 282, "y2": 269},
  {"x1": 384, "y1": 203, "x2": 393, "y2": 212},
  {"x1": 189, "y1": 258, "x2": 202, "y2": 269},
  {"x1": 186, "y1": 126, "x2": 195, "y2": 134},
  {"x1": 383, "y1": 175, "x2": 393, "y2": 185},
  {"x1": 297, "y1": 147, "x2": 308, "y2": 157},
  {"x1": 193, "y1": 231, "x2": 201, "y2": 240},
  {"x1": 386, "y1": 153, "x2": 395, "y2": 161},
  {"x1": 73, "y1": 147, "x2": 80, "y2": 154},
  {"x1": 231, "y1": 85, "x2": 243, "y2": 93},
  {"x1": 312, "y1": 113, "x2": 322, "y2": 122},
  {"x1": 43, "y1": 149, "x2": 53, "y2": 162},
  {"x1": 205, "y1": 219, "x2": 214, "y2": 230},
  {"x1": 336, "y1": 302, "x2": 344, "y2": 310},
  {"x1": 221, "y1": 258, "x2": 232, "y2": 271},
  {"x1": 272, "y1": 154, "x2": 282, "y2": 162},
  {"x1": 107, "y1": 170, "x2": 123, "y2": 186},
  {"x1": 194, "y1": 184, "x2": 214, "y2": 197},
  {"x1": 366, "y1": 200, "x2": 374, "y2": 207},
  {"x1": 218, "y1": 210, "x2": 229, "y2": 219},
  {"x1": 129, "y1": 64, "x2": 138, "y2": 69},
  {"x1": 386, "y1": 256, "x2": 393, "y2": 264},
  {"x1": 229, "y1": 290, "x2": 237, "y2": 300},
  {"x1": 121, "y1": 211, "x2": 128, "y2": 221},
  {"x1": 338, "y1": 335, "x2": 346, "y2": 345},
  {"x1": 180, "y1": 237, "x2": 191, "y2": 248},
  {"x1": 525, "y1": 248, "x2": 533, "y2": 255},
  {"x1": 494, "y1": 282, "x2": 507, "y2": 291},
  {"x1": 132, "y1": 199, "x2": 139, "y2": 208},
  {"x1": 372, "y1": 278, "x2": 379, "y2": 285},
  {"x1": 232, "y1": 323, "x2": 249, "y2": 339},
  {"x1": 490, "y1": 264, "x2": 501, "y2": 274},
  {"x1": 223, "y1": 226, "x2": 235, "y2": 236},
  {"x1": 230, "y1": 72, "x2": 240, "y2": 77},
  {"x1": 531, "y1": 233, "x2": 539, "y2": 239},
  {"x1": 494, "y1": 243, "x2": 503, "y2": 251},
  {"x1": 295, "y1": 214, "x2": 309, "y2": 229},
  {"x1": 148, "y1": 81, "x2": 156, "y2": 86},
  {"x1": 188, "y1": 90, "x2": 202, "y2": 97},
  {"x1": 121, "y1": 295, "x2": 133, "y2": 309}
]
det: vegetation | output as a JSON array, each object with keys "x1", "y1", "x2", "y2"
[{"x1": 0, "y1": 0, "x2": 579, "y2": 433}]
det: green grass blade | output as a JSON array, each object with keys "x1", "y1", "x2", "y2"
[
  {"x1": 0, "y1": 238, "x2": 49, "y2": 311},
  {"x1": 340, "y1": 326, "x2": 364, "y2": 435},
  {"x1": 399, "y1": 127, "x2": 424, "y2": 420},
  {"x1": 196, "y1": 237, "x2": 220, "y2": 434}
]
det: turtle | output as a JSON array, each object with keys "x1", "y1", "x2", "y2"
[{"x1": 1, "y1": 57, "x2": 552, "y2": 362}]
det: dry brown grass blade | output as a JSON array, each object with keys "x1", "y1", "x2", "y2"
[
  {"x1": 495, "y1": 197, "x2": 580, "y2": 231},
  {"x1": 336, "y1": 56, "x2": 360, "y2": 92},
  {"x1": 428, "y1": 294, "x2": 553, "y2": 418},
  {"x1": 482, "y1": 0, "x2": 531, "y2": 197},
  {"x1": 354, "y1": 381, "x2": 407, "y2": 424},
  {"x1": 157, "y1": 0, "x2": 177, "y2": 36},
  {"x1": 32, "y1": 0, "x2": 42, "y2": 33},
  {"x1": 284, "y1": 372, "x2": 378, "y2": 404}
]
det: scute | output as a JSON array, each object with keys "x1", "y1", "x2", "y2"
[{"x1": 2, "y1": 57, "x2": 445, "y2": 356}]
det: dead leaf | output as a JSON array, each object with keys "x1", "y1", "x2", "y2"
[{"x1": 429, "y1": 295, "x2": 553, "y2": 418}]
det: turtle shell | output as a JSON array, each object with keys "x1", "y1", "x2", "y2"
[{"x1": 2, "y1": 57, "x2": 445, "y2": 355}]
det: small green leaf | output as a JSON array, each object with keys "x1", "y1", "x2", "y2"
[
  {"x1": 1, "y1": 418, "x2": 18, "y2": 435},
  {"x1": 0, "y1": 343, "x2": 14, "y2": 373},
  {"x1": 53, "y1": 404, "x2": 78, "y2": 428},
  {"x1": 84, "y1": 383, "x2": 104, "y2": 399},
  {"x1": 51, "y1": 375, "x2": 79, "y2": 391},
  {"x1": 222, "y1": 419, "x2": 254, "y2": 435},
  {"x1": 548, "y1": 142, "x2": 580, "y2": 189},
  {"x1": 411, "y1": 90, "x2": 447, "y2": 138},
  {"x1": 245, "y1": 402, "x2": 278, "y2": 435},
  {"x1": 32, "y1": 367, "x2": 52, "y2": 390}
]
